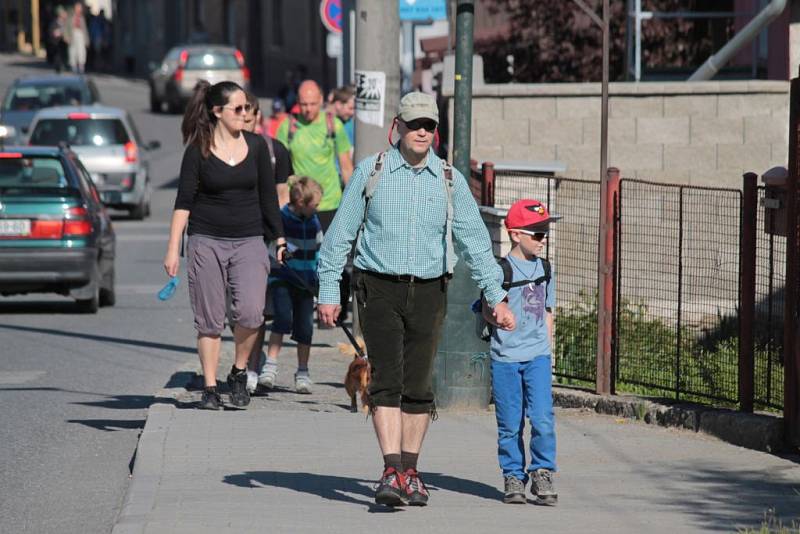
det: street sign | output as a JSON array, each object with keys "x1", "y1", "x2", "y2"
[
  {"x1": 326, "y1": 32, "x2": 342, "y2": 59},
  {"x1": 320, "y1": 0, "x2": 342, "y2": 34},
  {"x1": 399, "y1": 0, "x2": 447, "y2": 21},
  {"x1": 355, "y1": 70, "x2": 386, "y2": 128}
]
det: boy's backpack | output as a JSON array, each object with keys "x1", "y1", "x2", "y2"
[
  {"x1": 472, "y1": 256, "x2": 551, "y2": 342},
  {"x1": 354, "y1": 151, "x2": 457, "y2": 274}
]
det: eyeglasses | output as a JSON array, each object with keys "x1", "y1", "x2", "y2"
[
  {"x1": 515, "y1": 229, "x2": 548, "y2": 241},
  {"x1": 403, "y1": 119, "x2": 437, "y2": 133},
  {"x1": 222, "y1": 104, "x2": 253, "y2": 115}
]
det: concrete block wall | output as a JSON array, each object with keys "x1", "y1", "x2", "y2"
[{"x1": 448, "y1": 81, "x2": 789, "y2": 189}]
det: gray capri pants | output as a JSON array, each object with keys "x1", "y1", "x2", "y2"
[{"x1": 187, "y1": 234, "x2": 269, "y2": 335}]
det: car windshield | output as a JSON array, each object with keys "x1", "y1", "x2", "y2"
[
  {"x1": 0, "y1": 156, "x2": 69, "y2": 191},
  {"x1": 185, "y1": 52, "x2": 240, "y2": 70},
  {"x1": 2, "y1": 84, "x2": 87, "y2": 112},
  {"x1": 29, "y1": 118, "x2": 130, "y2": 147}
]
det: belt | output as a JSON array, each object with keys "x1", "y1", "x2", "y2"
[{"x1": 359, "y1": 269, "x2": 450, "y2": 284}]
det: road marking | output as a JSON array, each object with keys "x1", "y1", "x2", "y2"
[{"x1": 0, "y1": 370, "x2": 45, "y2": 385}]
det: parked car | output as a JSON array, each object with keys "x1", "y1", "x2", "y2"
[
  {"x1": 148, "y1": 44, "x2": 251, "y2": 113},
  {"x1": 0, "y1": 144, "x2": 115, "y2": 313},
  {"x1": 28, "y1": 106, "x2": 160, "y2": 219},
  {"x1": 0, "y1": 75, "x2": 101, "y2": 144}
]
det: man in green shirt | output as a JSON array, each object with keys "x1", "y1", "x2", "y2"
[{"x1": 276, "y1": 80, "x2": 353, "y2": 231}]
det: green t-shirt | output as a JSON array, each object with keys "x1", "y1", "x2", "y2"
[{"x1": 276, "y1": 112, "x2": 352, "y2": 212}]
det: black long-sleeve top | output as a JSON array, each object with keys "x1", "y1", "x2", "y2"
[{"x1": 174, "y1": 131, "x2": 284, "y2": 241}]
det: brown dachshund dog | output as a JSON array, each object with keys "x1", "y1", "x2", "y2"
[{"x1": 339, "y1": 337, "x2": 370, "y2": 413}]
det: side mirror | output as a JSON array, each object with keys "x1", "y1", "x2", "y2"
[{"x1": 147, "y1": 140, "x2": 161, "y2": 150}]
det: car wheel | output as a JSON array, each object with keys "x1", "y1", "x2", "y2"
[
  {"x1": 100, "y1": 266, "x2": 115, "y2": 307},
  {"x1": 149, "y1": 91, "x2": 161, "y2": 113},
  {"x1": 75, "y1": 281, "x2": 100, "y2": 314},
  {"x1": 129, "y1": 199, "x2": 147, "y2": 220}
]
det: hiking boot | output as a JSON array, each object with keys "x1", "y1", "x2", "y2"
[
  {"x1": 257, "y1": 365, "x2": 278, "y2": 389},
  {"x1": 246, "y1": 370, "x2": 258, "y2": 394},
  {"x1": 294, "y1": 372, "x2": 313, "y2": 394},
  {"x1": 503, "y1": 476, "x2": 526, "y2": 504},
  {"x1": 199, "y1": 388, "x2": 222, "y2": 410},
  {"x1": 530, "y1": 469, "x2": 557, "y2": 505},
  {"x1": 375, "y1": 467, "x2": 408, "y2": 506},
  {"x1": 226, "y1": 369, "x2": 251, "y2": 407},
  {"x1": 404, "y1": 469, "x2": 429, "y2": 506}
]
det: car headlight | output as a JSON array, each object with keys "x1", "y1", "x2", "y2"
[{"x1": 0, "y1": 124, "x2": 17, "y2": 139}]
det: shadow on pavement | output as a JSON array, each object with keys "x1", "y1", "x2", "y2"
[
  {"x1": 0, "y1": 300, "x2": 84, "y2": 314},
  {"x1": 0, "y1": 323, "x2": 196, "y2": 355},
  {"x1": 222, "y1": 470, "x2": 400, "y2": 513},
  {"x1": 223, "y1": 470, "x2": 503, "y2": 508},
  {"x1": 67, "y1": 418, "x2": 146, "y2": 432},
  {"x1": 650, "y1": 464, "x2": 800, "y2": 531}
]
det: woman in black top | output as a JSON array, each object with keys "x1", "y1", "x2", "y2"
[{"x1": 164, "y1": 80, "x2": 286, "y2": 410}]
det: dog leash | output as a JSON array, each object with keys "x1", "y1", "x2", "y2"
[{"x1": 268, "y1": 253, "x2": 365, "y2": 360}]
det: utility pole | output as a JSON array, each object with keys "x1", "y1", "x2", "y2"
[
  {"x1": 434, "y1": 0, "x2": 488, "y2": 411},
  {"x1": 353, "y1": 0, "x2": 400, "y2": 162},
  {"x1": 351, "y1": 0, "x2": 400, "y2": 336}
]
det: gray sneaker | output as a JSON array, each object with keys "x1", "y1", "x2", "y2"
[
  {"x1": 257, "y1": 365, "x2": 278, "y2": 389},
  {"x1": 530, "y1": 469, "x2": 557, "y2": 505},
  {"x1": 503, "y1": 476, "x2": 526, "y2": 504},
  {"x1": 294, "y1": 372, "x2": 313, "y2": 394}
]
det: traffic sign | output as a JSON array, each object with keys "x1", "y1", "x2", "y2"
[
  {"x1": 320, "y1": 0, "x2": 342, "y2": 34},
  {"x1": 399, "y1": 0, "x2": 447, "y2": 21}
]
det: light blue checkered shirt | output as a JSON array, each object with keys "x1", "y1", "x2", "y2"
[{"x1": 318, "y1": 146, "x2": 506, "y2": 307}]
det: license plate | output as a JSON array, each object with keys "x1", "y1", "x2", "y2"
[
  {"x1": 102, "y1": 191, "x2": 122, "y2": 204},
  {"x1": 0, "y1": 219, "x2": 31, "y2": 236}
]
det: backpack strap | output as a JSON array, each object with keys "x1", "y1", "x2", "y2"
[
  {"x1": 354, "y1": 151, "x2": 387, "y2": 255},
  {"x1": 502, "y1": 257, "x2": 552, "y2": 290},
  {"x1": 264, "y1": 135, "x2": 276, "y2": 168},
  {"x1": 287, "y1": 116, "x2": 298, "y2": 144},
  {"x1": 442, "y1": 161, "x2": 456, "y2": 274}
]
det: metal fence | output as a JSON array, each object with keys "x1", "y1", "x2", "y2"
[
  {"x1": 481, "y1": 168, "x2": 785, "y2": 411},
  {"x1": 754, "y1": 186, "x2": 786, "y2": 410}
]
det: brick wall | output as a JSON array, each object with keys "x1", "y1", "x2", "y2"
[{"x1": 448, "y1": 81, "x2": 789, "y2": 188}]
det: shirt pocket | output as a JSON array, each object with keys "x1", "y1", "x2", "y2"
[{"x1": 420, "y1": 183, "x2": 448, "y2": 230}]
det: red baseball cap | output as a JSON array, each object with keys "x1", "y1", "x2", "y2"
[{"x1": 504, "y1": 199, "x2": 561, "y2": 231}]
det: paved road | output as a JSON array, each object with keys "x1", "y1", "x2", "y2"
[{"x1": 0, "y1": 53, "x2": 192, "y2": 534}]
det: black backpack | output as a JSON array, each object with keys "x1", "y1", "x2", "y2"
[{"x1": 472, "y1": 256, "x2": 551, "y2": 341}]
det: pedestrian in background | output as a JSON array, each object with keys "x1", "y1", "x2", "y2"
[
  {"x1": 164, "y1": 80, "x2": 286, "y2": 411},
  {"x1": 64, "y1": 2, "x2": 89, "y2": 74},
  {"x1": 329, "y1": 85, "x2": 356, "y2": 148},
  {"x1": 260, "y1": 177, "x2": 324, "y2": 394},
  {"x1": 276, "y1": 80, "x2": 353, "y2": 323},
  {"x1": 47, "y1": 6, "x2": 68, "y2": 73},
  {"x1": 266, "y1": 99, "x2": 288, "y2": 139},
  {"x1": 481, "y1": 199, "x2": 559, "y2": 506},
  {"x1": 317, "y1": 92, "x2": 516, "y2": 507}
]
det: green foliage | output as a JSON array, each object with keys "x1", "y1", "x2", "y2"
[
  {"x1": 737, "y1": 508, "x2": 800, "y2": 534},
  {"x1": 554, "y1": 292, "x2": 783, "y2": 410}
]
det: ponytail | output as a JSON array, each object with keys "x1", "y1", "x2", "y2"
[{"x1": 181, "y1": 80, "x2": 243, "y2": 159}]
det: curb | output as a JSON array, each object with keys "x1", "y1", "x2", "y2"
[
  {"x1": 552, "y1": 386, "x2": 787, "y2": 453},
  {"x1": 111, "y1": 403, "x2": 174, "y2": 534}
]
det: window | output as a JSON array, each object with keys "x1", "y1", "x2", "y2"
[
  {"x1": 30, "y1": 119, "x2": 131, "y2": 147},
  {"x1": 2, "y1": 84, "x2": 89, "y2": 112},
  {"x1": 0, "y1": 156, "x2": 68, "y2": 190},
  {"x1": 184, "y1": 52, "x2": 240, "y2": 70}
]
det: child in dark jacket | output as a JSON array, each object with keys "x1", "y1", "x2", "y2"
[{"x1": 258, "y1": 177, "x2": 323, "y2": 393}]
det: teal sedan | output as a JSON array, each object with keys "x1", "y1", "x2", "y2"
[{"x1": 0, "y1": 145, "x2": 115, "y2": 313}]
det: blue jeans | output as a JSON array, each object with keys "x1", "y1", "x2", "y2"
[{"x1": 491, "y1": 356, "x2": 556, "y2": 482}]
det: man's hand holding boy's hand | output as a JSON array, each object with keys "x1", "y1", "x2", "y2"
[{"x1": 493, "y1": 301, "x2": 516, "y2": 331}]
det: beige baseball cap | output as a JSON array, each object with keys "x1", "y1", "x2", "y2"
[{"x1": 397, "y1": 92, "x2": 439, "y2": 123}]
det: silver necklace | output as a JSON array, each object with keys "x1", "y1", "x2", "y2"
[{"x1": 217, "y1": 134, "x2": 236, "y2": 165}]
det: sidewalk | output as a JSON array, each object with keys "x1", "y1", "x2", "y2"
[{"x1": 114, "y1": 325, "x2": 800, "y2": 534}]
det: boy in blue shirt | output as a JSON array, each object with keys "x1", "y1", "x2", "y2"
[
  {"x1": 258, "y1": 177, "x2": 324, "y2": 394},
  {"x1": 482, "y1": 199, "x2": 559, "y2": 505}
]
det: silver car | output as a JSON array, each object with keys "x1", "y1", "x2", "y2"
[
  {"x1": 27, "y1": 106, "x2": 160, "y2": 220},
  {"x1": 148, "y1": 44, "x2": 251, "y2": 113}
]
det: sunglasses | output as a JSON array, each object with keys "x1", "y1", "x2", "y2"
[
  {"x1": 515, "y1": 229, "x2": 548, "y2": 241},
  {"x1": 222, "y1": 103, "x2": 253, "y2": 115},
  {"x1": 403, "y1": 119, "x2": 437, "y2": 132}
]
